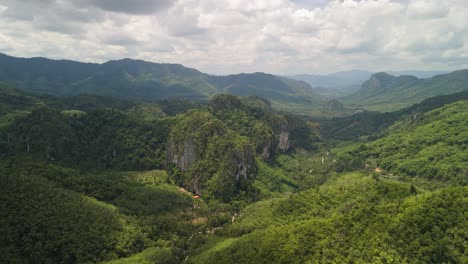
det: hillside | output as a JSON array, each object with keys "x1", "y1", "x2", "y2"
[
  {"x1": 342, "y1": 70, "x2": 468, "y2": 111},
  {"x1": 190, "y1": 173, "x2": 467, "y2": 263},
  {"x1": 336, "y1": 100, "x2": 468, "y2": 184},
  {"x1": 0, "y1": 53, "x2": 322, "y2": 114}
]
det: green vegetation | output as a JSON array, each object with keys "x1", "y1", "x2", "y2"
[
  {"x1": 190, "y1": 174, "x2": 467, "y2": 263},
  {"x1": 0, "y1": 77, "x2": 467, "y2": 264},
  {"x1": 2, "y1": 107, "x2": 170, "y2": 170},
  {"x1": 337, "y1": 101, "x2": 468, "y2": 184}
]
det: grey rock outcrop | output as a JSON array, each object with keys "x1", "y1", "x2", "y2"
[
  {"x1": 277, "y1": 131, "x2": 290, "y2": 152},
  {"x1": 232, "y1": 147, "x2": 255, "y2": 181},
  {"x1": 260, "y1": 139, "x2": 272, "y2": 160},
  {"x1": 167, "y1": 137, "x2": 196, "y2": 172}
]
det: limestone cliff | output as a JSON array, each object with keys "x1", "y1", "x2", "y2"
[
  {"x1": 277, "y1": 131, "x2": 290, "y2": 152},
  {"x1": 230, "y1": 145, "x2": 255, "y2": 181},
  {"x1": 260, "y1": 139, "x2": 272, "y2": 160},
  {"x1": 167, "y1": 137, "x2": 196, "y2": 172}
]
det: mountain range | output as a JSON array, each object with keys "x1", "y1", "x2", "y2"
[
  {"x1": 1, "y1": 53, "x2": 467, "y2": 115},
  {"x1": 0, "y1": 53, "x2": 321, "y2": 113}
]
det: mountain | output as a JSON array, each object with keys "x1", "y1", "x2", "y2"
[
  {"x1": 0, "y1": 53, "x2": 322, "y2": 113},
  {"x1": 342, "y1": 70, "x2": 468, "y2": 111}
]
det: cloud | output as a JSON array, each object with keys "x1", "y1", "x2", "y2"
[
  {"x1": 102, "y1": 32, "x2": 142, "y2": 46},
  {"x1": 0, "y1": 0, "x2": 467, "y2": 74},
  {"x1": 407, "y1": 0, "x2": 449, "y2": 19},
  {"x1": 83, "y1": 0, "x2": 173, "y2": 15}
]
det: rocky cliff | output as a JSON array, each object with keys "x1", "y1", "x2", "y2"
[
  {"x1": 167, "y1": 137, "x2": 196, "y2": 172},
  {"x1": 277, "y1": 131, "x2": 290, "y2": 152}
]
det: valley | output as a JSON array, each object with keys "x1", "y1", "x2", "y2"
[{"x1": 0, "y1": 68, "x2": 466, "y2": 263}]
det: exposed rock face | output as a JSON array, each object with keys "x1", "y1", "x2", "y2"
[
  {"x1": 277, "y1": 131, "x2": 290, "y2": 152},
  {"x1": 167, "y1": 137, "x2": 196, "y2": 172},
  {"x1": 260, "y1": 140, "x2": 272, "y2": 160},
  {"x1": 323, "y1": 99, "x2": 344, "y2": 112},
  {"x1": 230, "y1": 146, "x2": 255, "y2": 181}
]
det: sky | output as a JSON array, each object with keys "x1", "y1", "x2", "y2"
[{"x1": 0, "y1": 0, "x2": 467, "y2": 75}]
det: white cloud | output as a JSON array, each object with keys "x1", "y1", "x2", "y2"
[
  {"x1": 0, "y1": 0, "x2": 467, "y2": 74},
  {"x1": 407, "y1": 0, "x2": 449, "y2": 19}
]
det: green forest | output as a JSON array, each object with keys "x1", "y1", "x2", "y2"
[{"x1": 0, "y1": 78, "x2": 466, "y2": 263}]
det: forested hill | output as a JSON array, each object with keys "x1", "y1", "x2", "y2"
[
  {"x1": 0, "y1": 53, "x2": 321, "y2": 113},
  {"x1": 336, "y1": 100, "x2": 468, "y2": 184},
  {"x1": 342, "y1": 69, "x2": 468, "y2": 111}
]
